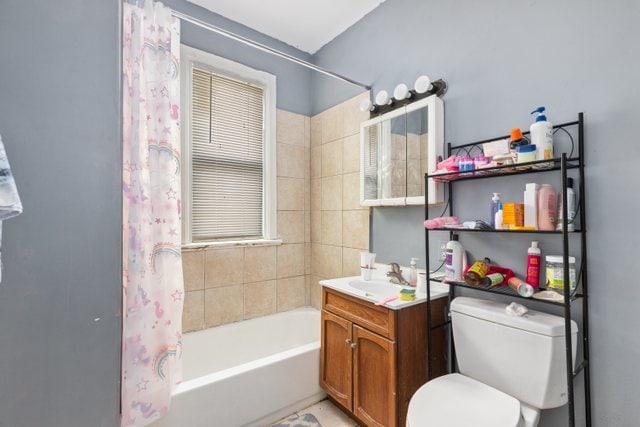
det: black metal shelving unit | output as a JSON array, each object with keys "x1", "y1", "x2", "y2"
[{"x1": 424, "y1": 113, "x2": 590, "y2": 427}]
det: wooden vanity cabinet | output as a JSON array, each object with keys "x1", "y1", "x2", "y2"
[{"x1": 320, "y1": 287, "x2": 447, "y2": 427}]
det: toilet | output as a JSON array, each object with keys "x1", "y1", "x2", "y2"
[{"x1": 407, "y1": 297, "x2": 577, "y2": 427}]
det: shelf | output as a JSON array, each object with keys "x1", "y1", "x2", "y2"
[
  {"x1": 429, "y1": 278, "x2": 583, "y2": 307},
  {"x1": 427, "y1": 227, "x2": 582, "y2": 234},
  {"x1": 428, "y1": 157, "x2": 581, "y2": 183}
]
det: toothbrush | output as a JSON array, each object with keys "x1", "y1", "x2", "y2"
[{"x1": 375, "y1": 296, "x2": 398, "y2": 306}]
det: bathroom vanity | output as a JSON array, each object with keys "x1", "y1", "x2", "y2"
[{"x1": 319, "y1": 277, "x2": 448, "y2": 427}]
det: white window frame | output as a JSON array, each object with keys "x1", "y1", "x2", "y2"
[{"x1": 180, "y1": 45, "x2": 278, "y2": 248}]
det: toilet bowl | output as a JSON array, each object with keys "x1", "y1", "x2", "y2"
[{"x1": 407, "y1": 297, "x2": 576, "y2": 427}]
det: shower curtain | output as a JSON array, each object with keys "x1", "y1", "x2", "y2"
[{"x1": 122, "y1": 1, "x2": 183, "y2": 426}]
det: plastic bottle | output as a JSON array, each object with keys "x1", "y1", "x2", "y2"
[
  {"x1": 524, "y1": 183, "x2": 540, "y2": 229},
  {"x1": 494, "y1": 202, "x2": 503, "y2": 230},
  {"x1": 526, "y1": 241, "x2": 541, "y2": 288},
  {"x1": 444, "y1": 236, "x2": 467, "y2": 282},
  {"x1": 556, "y1": 177, "x2": 576, "y2": 232},
  {"x1": 537, "y1": 184, "x2": 556, "y2": 230},
  {"x1": 409, "y1": 257, "x2": 418, "y2": 287},
  {"x1": 490, "y1": 193, "x2": 501, "y2": 228},
  {"x1": 530, "y1": 107, "x2": 553, "y2": 161},
  {"x1": 509, "y1": 128, "x2": 529, "y2": 162}
]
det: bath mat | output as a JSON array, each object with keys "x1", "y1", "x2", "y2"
[{"x1": 272, "y1": 413, "x2": 322, "y2": 427}]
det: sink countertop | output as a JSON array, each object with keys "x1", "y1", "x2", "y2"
[{"x1": 320, "y1": 275, "x2": 449, "y2": 310}]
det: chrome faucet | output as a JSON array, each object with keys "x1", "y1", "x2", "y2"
[{"x1": 386, "y1": 262, "x2": 408, "y2": 285}]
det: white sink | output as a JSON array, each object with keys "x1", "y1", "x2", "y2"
[{"x1": 348, "y1": 279, "x2": 405, "y2": 298}]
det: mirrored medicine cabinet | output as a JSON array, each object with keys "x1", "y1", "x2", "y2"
[{"x1": 360, "y1": 95, "x2": 444, "y2": 206}]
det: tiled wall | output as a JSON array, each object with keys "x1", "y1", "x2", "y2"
[
  {"x1": 309, "y1": 93, "x2": 371, "y2": 309},
  {"x1": 182, "y1": 109, "x2": 312, "y2": 332}
]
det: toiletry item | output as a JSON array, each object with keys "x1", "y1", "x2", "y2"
[
  {"x1": 399, "y1": 289, "x2": 416, "y2": 301},
  {"x1": 459, "y1": 156, "x2": 474, "y2": 172},
  {"x1": 360, "y1": 252, "x2": 376, "y2": 281},
  {"x1": 375, "y1": 295, "x2": 398, "y2": 306},
  {"x1": 537, "y1": 184, "x2": 556, "y2": 231},
  {"x1": 479, "y1": 272, "x2": 505, "y2": 288},
  {"x1": 508, "y1": 277, "x2": 535, "y2": 297},
  {"x1": 530, "y1": 106, "x2": 553, "y2": 161},
  {"x1": 464, "y1": 259, "x2": 490, "y2": 285},
  {"x1": 424, "y1": 216, "x2": 460, "y2": 229},
  {"x1": 490, "y1": 193, "x2": 501, "y2": 228},
  {"x1": 545, "y1": 255, "x2": 577, "y2": 294},
  {"x1": 417, "y1": 273, "x2": 427, "y2": 293},
  {"x1": 524, "y1": 183, "x2": 540, "y2": 229},
  {"x1": 502, "y1": 202, "x2": 524, "y2": 228},
  {"x1": 516, "y1": 144, "x2": 537, "y2": 163},
  {"x1": 462, "y1": 220, "x2": 492, "y2": 230},
  {"x1": 492, "y1": 153, "x2": 514, "y2": 166},
  {"x1": 474, "y1": 154, "x2": 490, "y2": 169},
  {"x1": 526, "y1": 241, "x2": 541, "y2": 288},
  {"x1": 409, "y1": 257, "x2": 418, "y2": 287},
  {"x1": 509, "y1": 128, "x2": 528, "y2": 162},
  {"x1": 494, "y1": 203, "x2": 503, "y2": 230},
  {"x1": 532, "y1": 290, "x2": 565, "y2": 302},
  {"x1": 556, "y1": 177, "x2": 576, "y2": 232},
  {"x1": 482, "y1": 138, "x2": 510, "y2": 158},
  {"x1": 444, "y1": 235, "x2": 467, "y2": 282}
]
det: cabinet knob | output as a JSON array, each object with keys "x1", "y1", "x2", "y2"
[
  {"x1": 345, "y1": 338, "x2": 352, "y2": 344},
  {"x1": 350, "y1": 343, "x2": 357, "y2": 349}
]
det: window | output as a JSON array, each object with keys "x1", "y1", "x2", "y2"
[{"x1": 181, "y1": 46, "x2": 277, "y2": 246}]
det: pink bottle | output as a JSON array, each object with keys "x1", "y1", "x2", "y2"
[{"x1": 537, "y1": 184, "x2": 556, "y2": 231}]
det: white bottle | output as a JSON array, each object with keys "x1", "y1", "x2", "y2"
[
  {"x1": 557, "y1": 177, "x2": 576, "y2": 232},
  {"x1": 530, "y1": 106, "x2": 553, "y2": 161},
  {"x1": 490, "y1": 193, "x2": 501, "y2": 228},
  {"x1": 494, "y1": 203, "x2": 503, "y2": 230},
  {"x1": 444, "y1": 236, "x2": 467, "y2": 282},
  {"x1": 409, "y1": 257, "x2": 418, "y2": 287},
  {"x1": 524, "y1": 183, "x2": 540, "y2": 229}
]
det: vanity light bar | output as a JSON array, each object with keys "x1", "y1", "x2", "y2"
[{"x1": 364, "y1": 76, "x2": 447, "y2": 117}]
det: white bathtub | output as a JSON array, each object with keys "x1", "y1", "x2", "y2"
[{"x1": 152, "y1": 307, "x2": 325, "y2": 427}]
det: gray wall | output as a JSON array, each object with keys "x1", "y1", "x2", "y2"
[
  {"x1": 313, "y1": 0, "x2": 640, "y2": 425},
  {"x1": 165, "y1": 0, "x2": 313, "y2": 115},
  {"x1": 0, "y1": 1, "x2": 122, "y2": 426}
]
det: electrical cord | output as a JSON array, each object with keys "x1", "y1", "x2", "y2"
[{"x1": 553, "y1": 127, "x2": 575, "y2": 158}]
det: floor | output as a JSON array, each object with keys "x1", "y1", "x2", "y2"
[{"x1": 273, "y1": 399, "x2": 359, "y2": 427}]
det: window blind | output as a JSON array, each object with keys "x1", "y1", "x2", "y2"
[{"x1": 191, "y1": 66, "x2": 265, "y2": 241}]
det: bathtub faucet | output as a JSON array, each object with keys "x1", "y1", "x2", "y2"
[{"x1": 386, "y1": 262, "x2": 408, "y2": 285}]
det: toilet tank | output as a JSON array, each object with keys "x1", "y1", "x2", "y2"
[{"x1": 450, "y1": 297, "x2": 577, "y2": 409}]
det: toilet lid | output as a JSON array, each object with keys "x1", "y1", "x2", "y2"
[{"x1": 407, "y1": 374, "x2": 522, "y2": 427}]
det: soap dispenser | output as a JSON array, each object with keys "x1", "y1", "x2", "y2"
[
  {"x1": 409, "y1": 258, "x2": 419, "y2": 287},
  {"x1": 530, "y1": 106, "x2": 553, "y2": 161}
]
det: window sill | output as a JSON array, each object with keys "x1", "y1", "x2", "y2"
[{"x1": 182, "y1": 238, "x2": 282, "y2": 251}]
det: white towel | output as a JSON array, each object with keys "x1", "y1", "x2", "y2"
[{"x1": 0, "y1": 135, "x2": 22, "y2": 282}]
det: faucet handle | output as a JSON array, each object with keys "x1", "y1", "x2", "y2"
[{"x1": 387, "y1": 262, "x2": 402, "y2": 275}]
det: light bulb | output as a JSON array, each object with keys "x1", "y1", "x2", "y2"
[
  {"x1": 375, "y1": 90, "x2": 392, "y2": 106},
  {"x1": 359, "y1": 98, "x2": 374, "y2": 112},
  {"x1": 414, "y1": 75, "x2": 432, "y2": 94},
  {"x1": 393, "y1": 83, "x2": 411, "y2": 100}
]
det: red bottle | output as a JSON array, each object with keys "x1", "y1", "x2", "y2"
[{"x1": 526, "y1": 241, "x2": 541, "y2": 287}]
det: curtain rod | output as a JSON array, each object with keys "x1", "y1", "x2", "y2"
[{"x1": 171, "y1": 10, "x2": 372, "y2": 90}]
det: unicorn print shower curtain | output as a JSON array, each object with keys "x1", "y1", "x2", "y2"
[{"x1": 122, "y1": 1, "x2": 183, "y2": 425}]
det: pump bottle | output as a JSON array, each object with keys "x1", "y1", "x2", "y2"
[{"x1": 530, "y1": 107, "x2": 553, "y2": 161}]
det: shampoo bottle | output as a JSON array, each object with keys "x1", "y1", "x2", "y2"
[
  {"x1": 444, "y1": 235, "x2": 467, "y2": 282},
  {"x1": 557, "y1": 178, "x2": 576, "y2": 232},
  {"x1": 526, "y1": 241, "x2": 541, "y2": 288},
  {"x1": 537, "y1": 184, "x2": 556, "y2": 231},
  {"x1": 490, "y1": 193, "x2": 501, "y2": 228},
  {"x1": 524, "y1": 183, "x2": 540, "y2": 229},
  {"x1": 530, "y1": 107, "x2": 553, "y2": 161},
  {"x1": 494, "y1": 203, "x2": 503, "y2": 230}
]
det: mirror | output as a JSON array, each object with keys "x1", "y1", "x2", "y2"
[{"x1": 360, "y1": 95, "x2": 443, "y2": 206}]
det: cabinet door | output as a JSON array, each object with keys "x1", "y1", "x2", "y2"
[
  {"x1": 353, "y1": 325, "x2": 397, "y2": 427},
  {"x1": 320, "y1": 310, "x2": 353, "y2": 409}
]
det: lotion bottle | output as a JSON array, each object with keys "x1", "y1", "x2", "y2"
[
  {"x1": 530, "y1": 107, "x2": 553, "y2": 161},
  {"x1": 537, "y1": 184, "x2": 556, "y2": 231},
  {"x1": 494, "y1": 202, "x2": 503, "y2": 230},
  {"x1": 526, "y1": 241, "x2": 541, "y2": 288},
  {"x1": 490, "y1": 193, "x2": 501, "y2": 228},
  {"x1": 444, "y1": 235, "x2": 467, "y2": 282}
]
